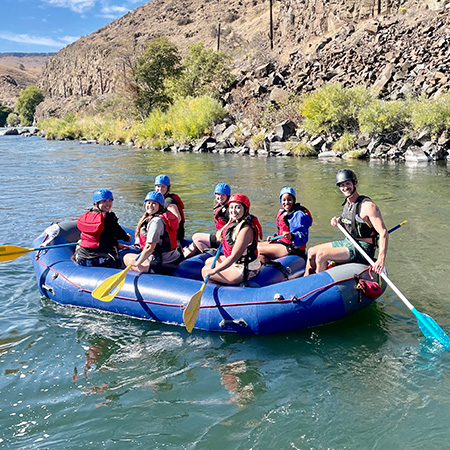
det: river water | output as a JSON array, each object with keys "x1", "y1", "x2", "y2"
[{"x1": 1, "y1": 135, "x2": 450, "y2": 449}]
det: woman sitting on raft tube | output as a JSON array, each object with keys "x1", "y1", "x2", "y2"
[
  {"x1": 201, "y1": 193, "x2": 263, "y2": 285},
  {"x1": 154, "y1": 174, "x2": 185, "y2": 242},
  {"x1": 183, "y1": 182, "x2": 231, "y2": 258},
  {"x1": 258, "y1": 187, "x2": 313, "y2": 264},
  {"x1": 75, "y1": 189, "x2": 131, "y2": 268},
  {"x1": 123, "y1": 191, "x2": 183, "y2": 274}
]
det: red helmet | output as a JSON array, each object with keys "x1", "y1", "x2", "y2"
[{"x1": 229, "y1": 193, "x2": 250, "y2": 209}]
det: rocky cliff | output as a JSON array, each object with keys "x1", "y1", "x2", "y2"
[
  {"x1": 0, "y1": 53, "x2": 53, "y2": 108},
  {"x1": 35, "y1": 0, "x2": 449, "y2": 119}
]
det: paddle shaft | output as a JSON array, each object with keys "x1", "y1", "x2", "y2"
[
  {"x1": 183, "y1": 244, "x2": 222, "y2": 332},
  {"x1": 0, "y1": 242, "x2": 78, "y2": 261},
  {"x1": 203, "y1": 244, "x2": 223, "y2": 285},
  {"x1": 337, "y1": 222, "x2": 415, "y2": 311}
]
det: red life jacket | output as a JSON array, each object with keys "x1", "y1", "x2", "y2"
[
  {"x1": 213, "y1": 203, "x2": 229, "y2": 230},
  {"x1": 138, "y1": 210, "x2": 179, "y2": 252},
  {"x1": 77, "y1": 211, "x2": 106, "y2": 249},
  {"x1": 276, "y1": 204, "x2": 313, "y2": 251},
  {"x1": 166, "y1": 193, "x2": 185, "y2": 224},
  {"x1": 221, "y1": 214, "x2": 263, "y2": 262}
]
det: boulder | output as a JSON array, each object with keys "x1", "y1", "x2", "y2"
[
  {"x1": 275, "y1": 120, "x2": 296, "y2": 141},
  {"x1": 404, "y1": 145, "x2": 431, "y2": 162}
]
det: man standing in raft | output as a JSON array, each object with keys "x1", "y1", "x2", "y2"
[{"x1": 304, "y1": 169, "x2": 388, "y2": 275}]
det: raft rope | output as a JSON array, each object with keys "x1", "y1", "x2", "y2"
[{"x1": 35, "y1": 256, "x2": 376, "y2": 309}]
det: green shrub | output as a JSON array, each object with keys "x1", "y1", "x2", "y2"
[
  {"x1": 16, "y1": 85, "x2": 44, "y2": 126},
  {"x1": 410, "y1": 92, "x2": 450, "y2": 136},
  {"x1": 300, "y1": 82, "x2": 374, "y2": 134},
  {"x1": 135, "y1": 95, "x2": 225, "y2": 147},
  {"x1": 171, "y1": 42, "x2": 234, "y2": 99},
  {"x1": 128, "y1": 36, "x2": 181, "y2": 120},
  {"x1": 0, "y1": 103, "x2": 13, "y2": 127},
  {"x1": 332, "y1": 132, "x2": 357, "y2": 153},
  {"x1": 287, "y1": 142, "x2": 317, "y2": 156},
  {"x1": 250, "y1": 130, "x2": 266, "y2": 150},
  {"x1": 6, "y1": 112, "x2": 19, "y2": 127},
  {"x1": 359, "y1": 98, "x2": 412, "y2": 134}
]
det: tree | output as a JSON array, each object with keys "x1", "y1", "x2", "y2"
[
  {"x1": 0, "y1": 103, "x2": 13, "y2": 127},
  {"x1": 128, "y1": 36, "x2": 181, "y2": 120},
  {"x1": 16, "y1": 86, "x2": 44, "y2": 126},
  {"x1": 6, "y1": 112, "x2": 20, "y2": 127},
  {"x1": 174, "y1": 42, "x2": 235, "y2": 99}
]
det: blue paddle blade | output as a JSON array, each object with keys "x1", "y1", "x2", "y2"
[{"x1": 412, "y1": 308, "x2": 450, "y2": 350}]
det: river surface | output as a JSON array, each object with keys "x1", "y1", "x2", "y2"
[{"x1": 1, "y1": 135, "x2": 450, "y2": 449}]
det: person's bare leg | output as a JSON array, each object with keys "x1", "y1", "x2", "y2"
[
  {"x1": 315, "y1": 246, "x2": 351, "y2": 272},
  {"x1": 257, "y1": 242, "x2": 288, "y2": 264}
]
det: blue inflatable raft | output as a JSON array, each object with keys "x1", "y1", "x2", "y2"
[{"x1": 31, "y1": 221, "x2": 385, "y2": 334}]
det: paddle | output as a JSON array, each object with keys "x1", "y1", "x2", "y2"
[
  {"x1": 91, "y1": 258, "x2": 137, "y2": 303},
  {"x1": 0, "y1": 242, "x2": 78, "y2": 263},
  {"x1": 183, "y1": 244, "x2": 222, "y2": 333},
  {"x1": 337, "y1": 222, "x2": 450, "y2": 350},
  {"x1": 269, "y1": 233, "x2": 287, "y2": 241}
]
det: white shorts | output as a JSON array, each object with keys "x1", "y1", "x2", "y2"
[{"x1": 233, "y1": 257, "x2": 261, "y2": 279}]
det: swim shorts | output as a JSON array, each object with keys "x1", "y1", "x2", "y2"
[{"x1": 331, "y1": 238, "x2": 375, "y2": 264}]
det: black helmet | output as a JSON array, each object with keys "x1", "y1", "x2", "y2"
[{"x1": 336, "y1": 169, "x2": 357, "y2": 186}]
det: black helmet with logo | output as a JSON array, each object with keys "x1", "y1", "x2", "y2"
[{"x1": 336, "y1": 169, "x2": 357, "y2": 186}]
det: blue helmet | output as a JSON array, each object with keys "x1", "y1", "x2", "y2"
[
  {"x1": 155, "y1": 174, "x2": 170, "y2": 186},
  {"x1": 144, "y1": 191, "x2": 165, "y2": 206},
  {"x1": 92, "y1": 189, "x2": 114, "y2": 204},
  {"x1": 214, "y1": 183, "x2": 231, "y2": 196},
  {"x1": 279, "y1": 186, "x2": 296, "y2": 203}
]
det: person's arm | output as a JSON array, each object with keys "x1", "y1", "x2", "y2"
[
  {"x1": 132, "y1": 242, "x2": 157, "y2": 270},
  {"x1": 108, "y1": 212, "x2": 131, "y2": 242},
  {"x1": 288, "y1": 211, "x2": 312, "y2": 247},
  {"x1": 361, "y1": 201, "x2": 388, "y2": 274},
  {"x1": 165, "y1": 198, "x2": 182, "y2": 223},
  {"x1": 131, "y1": 217, "x2": 163, "y2": 270},
  {"x1": 204, "y1": 225, "x2": 254, "y2": 277}
]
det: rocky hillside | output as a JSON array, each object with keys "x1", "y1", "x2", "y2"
[
  {"x1": 38, "y1": 0, "x2": 275, "y2": 115},
  {"x1": 228, "y1": 6, "x2": 450, "y2": 124},
  {"x1": 35, "y1": 0, "x2": 450, "y2": 119},
  {"x1": 0, "y1": 53, "x2": 54, "y2": 108}
]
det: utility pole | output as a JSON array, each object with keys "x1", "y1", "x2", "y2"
[
  {"x1": 217, "y1": 0, "x2": 221, "y2": 52},
  {"x1": 269, "y1": 0, "x2": 274, "y2": 50}
]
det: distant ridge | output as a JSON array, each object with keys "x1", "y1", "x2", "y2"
[{"x1": 0, "y1": 53, "x2": 56, "y2": 57}]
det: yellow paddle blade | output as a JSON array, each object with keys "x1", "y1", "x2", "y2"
[
  {"x1": 92, "y1": 265, "x2": 132, "y2": 302},
  {"x1": 183, "y1": 283, "x2": 207, "y2": 333},
  {"x1": 0, "y1": 245, "x2": 33, "y2": 262}
]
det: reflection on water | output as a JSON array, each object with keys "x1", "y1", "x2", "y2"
[{"x1": 1, "y1": 136, "x2": 450, "y2": 448}]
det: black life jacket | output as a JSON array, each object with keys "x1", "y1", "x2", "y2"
[
  {"x1": 221, "y1": 214, "x2": 263, "y2": 264},
  {"x1": 341, "y1": 195, "x2": 377, "y2": 242}
]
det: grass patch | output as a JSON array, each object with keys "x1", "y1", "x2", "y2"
[
  {"x1": 286, "y1": 141, "x2": 317, "y2": 156},
  {"x1": 332, "y1": 132, "x2": 357, "y2": 153}
]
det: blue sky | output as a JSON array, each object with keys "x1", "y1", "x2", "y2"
[{"x1": 0, "y1": 0, "x2": 148, "y2": 53}]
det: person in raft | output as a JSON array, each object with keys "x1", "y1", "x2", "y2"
[
  {"x1": 183, "y1": 182, "x2": 231, "y2": 258},
  {"x1": 201, "y1": 193, "x2": 263, "y2": 285},
  {"x1": 75, "y1": 189, "x2": 131, "y2": 268},
  {"x1": 257, "y1": 186, "x2": 313, "y2": 264},
  {"x1": 304, "y1": 169, "x2": 388, "y2": 275},
  {"x1": 154, "y1": 174, "x2": 185, "y2": 242},
  {"x1": 123, "y1": 191, "x2": 183, "y2": 274}
]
